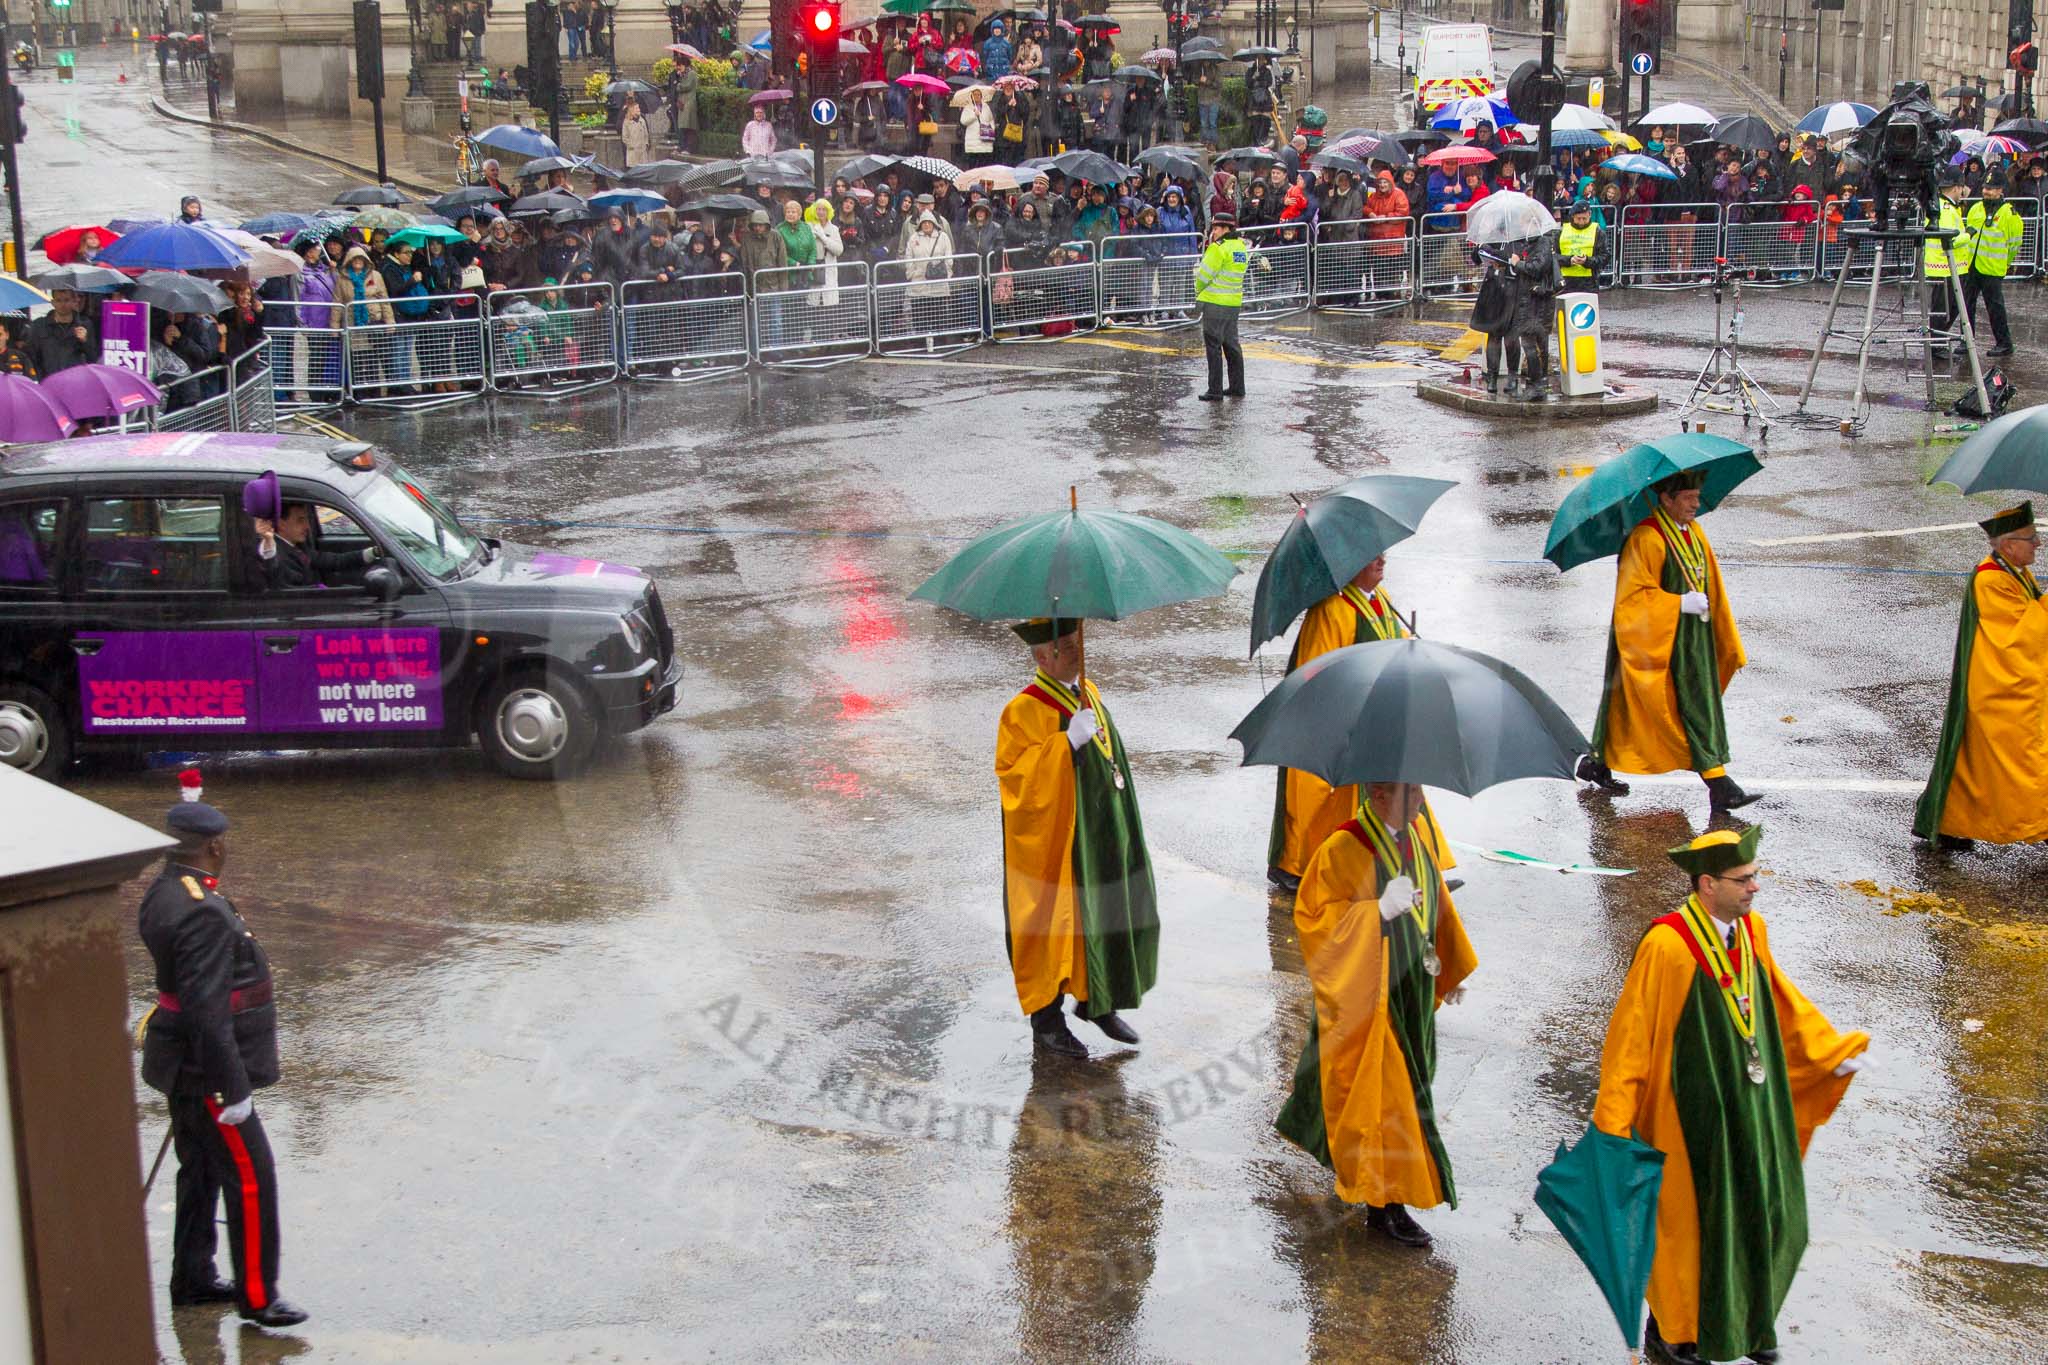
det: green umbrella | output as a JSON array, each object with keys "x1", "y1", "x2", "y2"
[
  {"x1": 881, "y1": 0, "x2": 933, "y2": 12},
  {"x1": 1544, "y1": 433, "x2": 1760, "y2": 572},
  {"x1": 928, "y1": 0, "x2": 976, "y2": 10},
  {"x1": 910, "y1": 502, "x2": 1238, "y2": 623},
  {"x1": 349, "y1": 206, "x2": 419, "y2": 233},
  {"x1": 1248, "y1": 475, "x2": 1457, "y2": 656},
  {"x1": 386, "y1": 224, "x2": 467, "y2": 248},
  {"x1": 1229, "y1": 637, "x2": 1588, "y2": 796},
  {"x1": 1534, "y1": 1122, "x2": 1666, "y2": 1350},
  {"x1": 1928, "y1": 404, "x2": 2048, "y2": 495}
]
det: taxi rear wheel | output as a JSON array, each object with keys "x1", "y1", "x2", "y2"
[
  {"x1": 0, "y1": 683, "x2": 71, "y2": 782},
  {"x1": 477, "y1": 670, "x2": 596, "y2": 780}
]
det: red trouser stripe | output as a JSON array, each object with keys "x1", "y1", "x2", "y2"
[{"x1": 205, "y1": 1097, "x2": 268, "y2": 1310}]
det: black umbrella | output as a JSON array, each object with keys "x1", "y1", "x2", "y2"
[
  {"x1": 840, "y1": 153, "x2": 903, "y2": 181},
  {"x1": 551, "y1": 206, "x2": 601, "y2": 226},
  {"x1": 1391, "y1": 128, "x2": 1451, "y2": 151},
  {"x1": 1941, "y1": 85, "x2": 1980, "y2": 99},
  {"x1": 622, "y1": 159, "x2": 706, "y2": 187},
  {"x1": 675, "y1": 160, "x2": 747, "y2": 190},
  {"x1": 521, "y1": 155, "x2": 581, "y2": 177},
  {"x1": 1073, "y1": 15, "x2": 1121, "y2": 30},
  {"x1": 1135, "y1": 145, "x2": 1205, "y2": 180},
  {"x1": 1309, "y1": 150, "x2": 1368, "y2": 177},
  {"x1": 1112, "y1": 66, "x2": 1160, "y2": 83},
  {"x1": 333, "y1": 184, "x2": 406, "y2": 206},
  {"x1": 1329, "y1": 135, "x2": 1414, "y2": 168},
  {"x1": 604, "y1": 79, "x2": 657, "y2": 97},
  {"x1": 1051, "y1": 149, "x2": 1125, "y2": 185},
  {"x1": 1219, "y1": 145, "x2": 1281, "y2": 170},
  {"x1": 1709, "y1": 114, "x2": 1778, "y2": 151},
  {"x1": 1182, "y1": 35, "x2": 1223, "y2": 52},
  {"x1": 1229, "y1": 638, "x2": 1590, "y2": 797},
  {"x1": 738, "y1": 158, "x2": 815, "y2": 189},
  {"x1": 1987, "y1": 92, "x2": 2020, "y2": 113},
  {"x1": 1233, "y1": 46, "x2": 1283, "y2": 60},
  {"x1": 1179, "y1": 50, "x2": 1227, "y2": 65},
  {"x1": 31, "y1": 264, "x2": 129, "y2": 293},
  {"x1": 678, "y1": 194, "x2": 760, "y2": 215},
  {"x1": 508, "y1": 190, "x2": 588, "y2": 217},
  {"x1": 1990, "y1": 117, "x2": 2048, "y2": 145},
  {"x1": 1330, "y1": 127, "x2": 1390, "y2": 144},
  {"x1": 127, "y1": 271, "x2": 232, "y2": 314},
  {"x1": 426, "y1": 185, "x2": 511, "y2": 216}
]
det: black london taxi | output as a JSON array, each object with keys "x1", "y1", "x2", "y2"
[{"x1": 0, "y1": 431, "x2": 680, "y2": 780}]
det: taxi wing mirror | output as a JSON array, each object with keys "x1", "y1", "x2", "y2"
[{"x1": 363, "y1": 564, "x2": 403, "y2": 603}]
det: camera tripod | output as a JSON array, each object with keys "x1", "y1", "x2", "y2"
[
  {"x1": 1795, "y1": 221, "x2": 1990, "y2": 435},
  {"x1": 1677, "y1": 257, "x2": 1778, "y2": 435}
]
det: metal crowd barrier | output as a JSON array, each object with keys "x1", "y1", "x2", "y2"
[
  {"x1": 2011, "y1": 198, "x2": 2040, "y2": 281},
  {"x1": 989, "y1": 243, "x2": 1100, "y2": 342},
  {"x1": 1312, "y1": 217, "x2": 1417, "y2": 315},
  {"x1": 227, "y1": 344, "x2": 276, "y2": 433},
  {"x1": 153, "y1": 363, "x2": 233, "y2": 432},
  {"x1": 1418, "y1": 216, "x2": 1482, "y2": 299},
  {"x1": 1241, "y1": 223, "x2": 1313, "y2": 317},
  {"x1": 488, "y1": 283, "x2": 618, "y2": 396},
  {"x1": 620, "y1": 274, "x2": 752, "y2": 382},
  {"x1": 1721, "y1": 201, "x2": 1818, "y2": 287},
  {"x1": 1618, "y1": 203, "x2": 1719, "y2": 288},
  {"x1": 1100, "y1": 233, "x2": 1201, "y2": 330},
  {"x1": 268, "y1": 325, "x2": 346, "y2": 411},
  {"x1": 753, "y1": 260, "x2": 872, "y2": 369},
  {"x1": 342, "y1": 291, "x2": 490, "y2": 409},
  {"x1": 874, "y1": 252, "x2": 984, "y2": 356}
]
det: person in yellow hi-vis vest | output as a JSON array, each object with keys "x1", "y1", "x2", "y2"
[
  {"x1": 1925, "y1": 170, "x2": 1975, "y2": 354},
  {"x1": 1963, "y1": 171, "x2": 2022, "y2": 357},
  {"x1": 1557, "y1": 200, "x2": 1608, "y2": 292},
  {"x1": 1193, "y1": 210, "x2": 1266, "y2": 401}
]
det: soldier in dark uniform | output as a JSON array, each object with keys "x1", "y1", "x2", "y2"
[{"x1": 138, "y1": 793, "x2": 308, "y2": 1327}]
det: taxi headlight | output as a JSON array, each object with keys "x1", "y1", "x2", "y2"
[{"x1": 619, "y1": 610, "x2": 654, "y2": 658}]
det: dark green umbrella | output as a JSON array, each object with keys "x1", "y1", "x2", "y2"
[
  {"x1": 1534, "y1": 1123, "x2": 1666, "y2": 1350},
  {"x1": 1248, "y1": 475, "x2": 1456, "y2": 656},
  {"x1": 1229, "y1": 638, "x2": 1588, "y2": 796},
  {"x1": 1928, "y1": 405, "x2": 2048, "y2": 495},
  {"x1": 1544, "y1": 432, "x2": 1760, "y2": 572}
]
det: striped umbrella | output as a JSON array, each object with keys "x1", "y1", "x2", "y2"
[{"x1": 1794, "y1": 101, "x2": 1878, "y2": 138}]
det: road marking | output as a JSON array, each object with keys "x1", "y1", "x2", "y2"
[
  {"x1": 1621, "y1": 774, "x2": 1925, "y2": 794},
  {"x1": 1748, "y1": 521, "x2": 1980, "y2": 548},
  {"x1": 1066, "y1": 335, "x2": 1420, "y2": 372},
  {"x1": 1438, "y1": 328, "x2": 1486, "y2": 362}
]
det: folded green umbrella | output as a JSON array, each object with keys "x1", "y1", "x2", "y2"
[
  {"x1": 1544, "y1": 432, "x2": 1760, "y2": 572},
  {"x1": 1248, "y1": 474, "x2": 1457, "y2": 656},
  {"x1": 909, "y1": 504, "x2": 1238, "y2": 623},
  {"x1": 1928, "y1": 404, "x2": 2048, "y2": 496},
  {"x1": 386, "y1": 224, "x2": 468, "y2": 248},
  {"x1": 1534, "y1": 1122, "x2": 1666, "y2": 1350}
]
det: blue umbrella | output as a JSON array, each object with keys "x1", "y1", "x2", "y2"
[
  {"x1": 590, "y1": 189, "x2": 669, "y2": 213},
  {"x1": 474, "y1": 123, "x2": 561, "y2": 159},
  {"x1": 1535, "y1": 1123, "x2": 1666, "y2": 1351},
  {"x1": 748, "y1": 30, "x2": 772, "y2": 51},
  {"x1": 1546, "y1": 127, "x2": 1611, "y2": 150},
  {"x1": 105, "y1": 214, "x2": 169, "y2": 235},
  {"x1": 1431, "y1": 96, "x2": 1514, "y2": 129},
  {"x1": 239, "y1": 211, "x2": 323, "y2": 237},
  {"x1": 1605, "y1": 152, "x2": 1678, "y2": 180},
  {"x1": 95, "y1": 221, "x2": 249, "y2": 271},
  {"x1": 0, "y1": 275, "x2": 52, "y2": 311},
  {"x1": 1794, "y1": 101, "x2": 1877, "y2": 137}
]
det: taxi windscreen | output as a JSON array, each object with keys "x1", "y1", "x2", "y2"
[{"x1": 356, "y1": 468, "x2": 484, "y2": 580}]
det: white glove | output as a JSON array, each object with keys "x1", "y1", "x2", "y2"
[
  {"x1": 1067, "y1": 708, "x2": 1099, "y2": 751},
  {"x1": 1833, "y1": 1055, "x2": 1865, "y2": 1078},
  {"x1": 1679, "y1": 591, "x2": 1711, "y2": 618},
  {"x1": 1444, "y1": 985, "x2": 1467, "y2": 1005},
  {"x1": 359, "y1": 545, "x2": 380, "y2": 564},
  {"x1": 217, "y1": 1096, "x2": 254, "y2": 1126},
  {"x1": 1378, "y1": 874, "x2": 1416, "y2": 921}
]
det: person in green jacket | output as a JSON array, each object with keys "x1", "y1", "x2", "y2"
[
  {"x1": 1963, "y1": 170, "x2": 2021, "y2": 357},
  {"x1": 776, "y1": 198, "x2": 820, "y2": 288},
  {"x1": 1192, "y1": 210, "x2": 1262, "y2": 401}
]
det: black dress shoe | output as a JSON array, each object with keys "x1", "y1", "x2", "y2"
[
  {"x1": 1443, "y1": 877, "x2": 1464, "y2": 894},
  {"x1": 1266, "y1": 865, "x2": 1302, "y2": 894},
  {"x1": 1366, "y1": 1202, "x2": 1433, "y2": 1247},
  {"x1": 1222, "y1": 387, "x2": 1247, "y2": 397},
  {"x1": 1707, "y1": 774, "x2": 1760, "y2": 812},
  {"x1": 1987, "y1": 344, "x2": 2015, "y2": 357},
  {"x1": 170, "y1": 1277, "x2": 238, "y2": 1307},
  {"x1": 1084, "y1": 1011, "x2": 1140, "y2": 1045},
  {"x1": 1576, "y1": 753, "x2": 1630, "y2": 795},
  {"x1": 1935, "y1": 834, "x2": 1977, "y2": 851},
  {"x1": 1747, "y1": 1349, "x2": 1780, "y2": 1363},
  {"x1": 238, "y1": 1298, "x2": 309, "y2": 1328},
  {"x1": 1030, "y1": 1003, "x2": 1088, "y2": 1058},
  {"x1": 1644, "y1": 1317, "x2": 1702, "y2": 1365},
  {"x1": 1197, "y1": 390, "x2": 1223, "y2": 401}
]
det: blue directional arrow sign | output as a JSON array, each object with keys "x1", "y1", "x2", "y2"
[
  {"x1": 1630, "y1": 52, "x2": 1653, "y2": 76},
  {"x1": 811, "y1": 97, "x2": 839, "y2": 126}
]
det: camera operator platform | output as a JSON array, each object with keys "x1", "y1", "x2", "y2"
[{"x1": 1795, "y1": 83, "x2": 1993, "y2": 435}]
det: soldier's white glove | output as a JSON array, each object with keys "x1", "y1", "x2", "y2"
[
  {"x1": 1067, "y1": 708, "x2": 1099, "y2": 751},
  {"x1": 1833, "y1": 1055, "x2": 1865, "y2": 1078},
  {"x1": 1679, "y1": 590, "x2": 1711, "y2": 618},
  {"x1": 1379, "y1": 874, "x2": 1417, "y2": 921},
  {"x1": 217, "y1": 1096, "x2": 254, "y2": 1126}
]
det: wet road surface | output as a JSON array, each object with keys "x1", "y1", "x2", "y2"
[{"x1": 14, "y1": 47, "x2": 2048, "y2": 1365}]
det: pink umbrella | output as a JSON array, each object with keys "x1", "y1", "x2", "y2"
[
  {"x1": 41, "y1": 364, "x2": 165, "y2": 420},
  {"x1": 0, "y1": 375, "x2": 77, "y2": 443},
  {"x1": 897, "y1": 72, "x2": 949, "y2": 93},
  {"x1": 750, "y1": 88, "x2": 795, "y2": 105},
  {"x1": 665, "y1": 43, "x2": 705, "y2": 60},
  {"x1": 1420, "y1": 144, "x2": 1497, "y2": 168},
  {"x1": 1141, "y1": 48, "x2": 1177, "y2": 65}
]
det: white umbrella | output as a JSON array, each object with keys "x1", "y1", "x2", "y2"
[
  {"x1": 1550, "y1": 104, "x2": 1616, "y2": 132},
  {"x1": 1464, "y1": 191, "x2": 1558, "y2": 246},
  {"x1": 955, "y1": 165, "x2": 1022, "y2": 191},
  {"x1": 206, "y1": 227, "x2": 305, "y2": 282},
  {"x1": 1640, "y1": 102, "x2": 1718, "y2": 127},
  {"x1": 1795, "y1": 101, "x2": 1878, "y2": 138},
  {"x1": 950, "y1": 84, "x2": 996, "y2": 108}
]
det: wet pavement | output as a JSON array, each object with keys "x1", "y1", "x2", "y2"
[{"x1": 13, "y1": 44, "x2": 2048, "y2": 1365}]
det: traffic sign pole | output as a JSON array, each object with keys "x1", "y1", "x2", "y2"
[{"x1": 1629, "y1": 51, "x2": 1653, "y2": 130}]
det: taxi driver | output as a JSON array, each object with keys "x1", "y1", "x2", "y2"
[{"x1": 243, "y1": 471, "x2": 378, "y2": 590}]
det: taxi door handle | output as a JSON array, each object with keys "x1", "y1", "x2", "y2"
[
  {"x1": 262, "y1": 635, "x2": 300, "y2": 655},
  {"x1": 70, "y1": 638, "x2": 104, "y2": 657}
]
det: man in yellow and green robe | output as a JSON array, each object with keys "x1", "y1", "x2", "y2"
[
  {"x1": 1913, "y1": 501, "x2": 2048, "y2": 850},
  {"x1": 1582, "y1": 469, "x2": 1757, "y2": 814},
  {"x1": 1275, "y1": 780, "x2": 1476, "y2": 1247},
  {"x1": 1266, "y1": 556, "x2": 1454, "y2": 894},
  {"x1": 1593, "y1": 827, "x2": 1867, "y2": 1365},
  {"x1": 996, "y1": 618, "x2": 1158, "y2": 1058}
]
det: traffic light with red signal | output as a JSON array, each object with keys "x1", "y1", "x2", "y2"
[{"x1": 797, "y1": 0, "x2": 841, "y2": 63}]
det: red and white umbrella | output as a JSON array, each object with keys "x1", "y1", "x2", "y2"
[
  {"x1": 1141, "y1": 48, "x2": 1177, "y2": 65},
  {"x1": 1420, "y1": 144, "x2": 1497, "y2": 168}
]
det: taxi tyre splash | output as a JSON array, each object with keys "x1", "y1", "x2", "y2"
[
  {"x1": 0, "y1": 682, "x2": 69, "y2": 782},
  {"x1": 476, "y1": 668, "x2": 597, "y2": 780}
]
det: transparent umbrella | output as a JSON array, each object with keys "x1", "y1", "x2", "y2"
[{"x1": 1464, "y1": 191, "x2": 1557, "y2": 245}]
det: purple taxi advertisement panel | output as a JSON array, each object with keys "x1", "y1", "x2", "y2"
[
  {"x1": 78, "y1": 632, "x2": 256, "y2": 735},
  {"x1": 260, "y1": 628, "x2": 443, "y2": 732}
]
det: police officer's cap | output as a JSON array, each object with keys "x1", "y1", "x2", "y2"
[
  {"x1": 1569, "y1": 200, "x2": 1593, "y2": 216},
  {"x1": 1985, "y1": 170, "x2": 2010, "y2": 192},
  {"x1": 1939, "y1": 167, "x2": 1966, "y2": 189},
  {"x1": 166, "y1": 802, "x2": 230, "y2": 841}
]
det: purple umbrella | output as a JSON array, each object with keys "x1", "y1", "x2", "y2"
[
  {"x1": 41, "y1": 364, "x2": 165, "y2": 420},
  {"x1": 0, "y1": 375, "x2": 77, "y2": 443},
  {"x1": 749, "y1": 88, "x2": 795, "y2": 104}
]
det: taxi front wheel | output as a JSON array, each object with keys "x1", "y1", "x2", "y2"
[
  {"x1": 0, "y1": 683, "x2": 71, "y2": 781},
  {"x1": 477, "y1": 670, "x2": 597, "y2": 780}
]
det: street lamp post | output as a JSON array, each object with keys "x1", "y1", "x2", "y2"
[{"x1": 1778, "y1": 0, "x2": 1789, "y2": 105}]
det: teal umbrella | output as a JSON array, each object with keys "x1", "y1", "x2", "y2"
[
  {"x1": 910, "y1": 501, "x2": 1238, "y2": 623},
  {"x1": 1534, "y1": 1122, "x2": 1667, "y2": 1350},
  {"x1": 1928, "y1": 404, "x2": 2048, "y2": 495},
  {"x1": 386, "y1": 224, "x2": 467, "y2": 248},
  {"x1": 1248, "y1": 475, "x2": 1457, "y2": 656},
  {"x1": 1229, "y1": 637, "x2": 1588, "y2": 795},
  {"x1": 1544, "y1": 433, "x2": 1761, "y2": 572}
]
